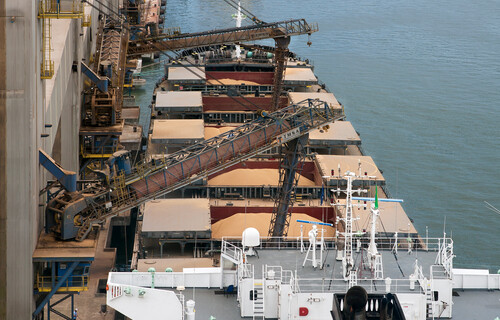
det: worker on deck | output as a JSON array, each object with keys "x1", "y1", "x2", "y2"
[{"x1": 72, "y1": 308, "x2": 78, "y2": 319}]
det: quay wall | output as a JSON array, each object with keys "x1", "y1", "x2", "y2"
[{"x1": 0, "y1": 0, "x2": 117, "y2": 318}]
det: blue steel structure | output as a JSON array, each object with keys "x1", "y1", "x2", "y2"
[
  {"x1": 39, "y1": 149, "x2": 77, "y2": 192},
  {"x1": 33, "y1": 257, "x2": 93, "y2": 319},
  {"x1": 81, "y1": 61, "x2": 109, "y2": 93}
]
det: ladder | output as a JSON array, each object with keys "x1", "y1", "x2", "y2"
[
  {"x1": 425, "y1": 278, "x2": 434, "y2": 319},
  {"x1": 178, "y1": 293, "x2": 185, "y2": 320},
  {"x1": 348, "y1": 270, "x2": 358, "y2": 288},
  {"x1": 253, "y1": 280, "x2": 265, "y2": 319},
  {"x1": 40, "y1": 17, "x2": 54, "y2": 79},
  {"x1": 374, "y1": 254, "x2": 384, "y2": 280}
]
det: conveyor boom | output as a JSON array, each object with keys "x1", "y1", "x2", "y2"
[
  {"x1": 47, "y1": 99, "x2": 338, "y2": 241},
  {"x1": 127, "y1": 19, "x2": 318, "y2": 55}
]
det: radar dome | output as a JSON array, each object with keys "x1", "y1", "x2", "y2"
[{"x1": 242, "y1": 227, "x2": 260, "y2": 247}]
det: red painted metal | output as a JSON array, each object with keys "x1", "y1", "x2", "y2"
[
  {"x1": 299, "y1": 307, "x2": 309, "y2": 316},
  {"x1": 202, "y1": 96, "x2": 288, "y2": 112},
  {"x1": 129, "y1": 123, "x2": 283, "y2": 197},
  {"x1": 205, "y1": 71, "x2": 274, "y2": 84},
  {"x1": 210, "y1": 205, "x2": 335, "y2": 223}
]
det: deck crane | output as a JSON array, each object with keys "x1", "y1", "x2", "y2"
[{"x1": 46, "y1": 99, "x2": 340, "y2": 241}]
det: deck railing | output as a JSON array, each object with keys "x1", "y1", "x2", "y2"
[
  {"x1": 36, "y1": 274, "x2": 89, "y2": 292},
  {"x1": 294, "y1": 277, "x2": 425, "y2": 295}
]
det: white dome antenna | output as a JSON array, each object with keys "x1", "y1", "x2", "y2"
[{"x1": 242, "y1": 227, "x2": 260, "y2": 257}]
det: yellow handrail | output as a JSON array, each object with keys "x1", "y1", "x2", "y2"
[
  {"x1": 40, "y1": 18, "x2": 54, "y2": 79},
  {"x1": 36, "y1": 274, "x2": 89, "y2": 292},
  {"x1": 38, "y1": 0, "x2": 89, "y2": 79}
]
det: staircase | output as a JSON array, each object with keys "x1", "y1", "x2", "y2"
[
  {"x1": 75, "y1": 221, "x2": 93, "y2": 242},
  {"x1": 221, "y1": 240, "x2": 242, "y2": 265},
  {"x1": 374, "y1": 254, "x2": 384, "y2": 280},
  {"x1": 348, "y1": 270, "x2": 358, "y2": 288},
  {"x1": 424, "y1": 278, "x2": 434, "y2": 320},
  {"x1": 253, "y1": 280, "x2": 265, "y2": 319}
]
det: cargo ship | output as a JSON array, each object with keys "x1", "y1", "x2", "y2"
[{"x1": 104, "y1": 4, "x2": 500, "y2": 320}]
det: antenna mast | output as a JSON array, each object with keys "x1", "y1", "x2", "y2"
[{"x1": 232, "y1": 2, "x2": 246, "y2": 59}]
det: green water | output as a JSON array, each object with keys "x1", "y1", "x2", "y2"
[{"x1": 130, "y1": 0, "x2": 500, "y2": 271}]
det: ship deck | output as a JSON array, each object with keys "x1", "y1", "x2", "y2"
[
  {"x1": 156, "y1": 287, "x2": 500, "y2": 320},
  {"x1": 143, "y1": 244, "x2": 500, "y2": 320},
  {"x1": 253, "y1": 248, "x2": 435, "y2": 285}
]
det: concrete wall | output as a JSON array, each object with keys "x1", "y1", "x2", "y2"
[
  {"x1": 0, "y1": 1, "x2": 38, "y2": 318},
  {"x1": 0, "y1": 0, "x2": 105, "y2": 318}
]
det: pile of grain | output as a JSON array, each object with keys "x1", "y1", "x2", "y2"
[
  {"x1": 211, "y1": 212, "x2": 335, "y2": 239},
  {"x1": 208, "y1": 169, "x2": 316, "y2": 186}
]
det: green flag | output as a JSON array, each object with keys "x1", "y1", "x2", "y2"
[{"x1": 375, "y1": 187, "x2": 379, "y2": 210}]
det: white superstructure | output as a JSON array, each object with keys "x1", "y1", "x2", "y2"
[{"x1": 105, "y1": 175, "x2": 500, "y2": 319}]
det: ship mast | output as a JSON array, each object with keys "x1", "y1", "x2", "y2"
[
  {"x1": 333, "y1": 171, "x2": 365, "y2": 286},
  {"x1": 232, "y1": 2, "x2": 246, "y2": 59},
  {"x1": 366, "y1": 187, "x2": 384, "y2": 279}
]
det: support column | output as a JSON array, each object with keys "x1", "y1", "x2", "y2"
[
  {"x1": 268, "y1": 134, "x2": 308, "y2": 238},
  {"x1": 271, "y1": 36, "x2": 290, "y2": 111},
  {"x1": 0, "y1": 2, "x2": 7, "y2": 318},
  {"x1": 1, "y1": 1, "x2": 38, "y2": 319}
]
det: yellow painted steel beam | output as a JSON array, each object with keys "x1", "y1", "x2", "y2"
[
  {"x1": 36, "y1": 286, "x2": 89, "y2": 293},
  {"x1": 38, "y1": 0, "x2": 90, "y2": 79}
]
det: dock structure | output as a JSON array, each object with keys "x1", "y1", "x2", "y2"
[
  {"x1": 32, "y1": 233, "x2": 96, "y2": 319},
  {"x1": 167, "y1": 65, "x2": 206, "y2": 84},
  {"x1": 0, "y1": 0, "x2": 165, "y2": 317},
  {"x1": 283, "y1": 66, "x2": 318, "y2": 85},
  {"x1": 142, "y1": 198, "x2": 212, "y2": 240},
  {"x1": 288, "y1": 91, "x2": 344, "y2": 116},
  {"x1": 315, "y1": 155, "x2": 386, "y2": 186},
  {"x1": 154, "y1": 91, "x2": 203, "y2": 116},
  {"x1": 307, "y1": 121, "x2": 361, "y2": 153},
  {"x1": 0, "y1": 0, "x2": 106, "y2": 317}
]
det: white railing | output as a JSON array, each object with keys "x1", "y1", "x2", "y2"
[
  {"x1": 264, "y1": 265, "x2": 283, "y2": 280},
  {"x1": 294, "y1": 278, "x2": 425, "y2": 294},
  {"x1": 442, "y1": 243, "x2": 454, "y2": 277},
  {"x1": 282, "y1": 270, "x2": 294, "y2": 285},
  {"x1": 221, "y1": 236, "x2": 337, "y2": 251},
  {"x1": 221, "y1": 239, "x2": 243, "y2": 264},
  {"x1": 108, "y1": 269, "x2": 236, "y2": 289},
  {"x1": 453, "y1": 269, "x2": 500, "y2": 290},
  {"x1": 414, "y1": 264, "x2": 428, "y2": 293},
  {"x1": 239, "y1": 262, "x2": 253, "y2": 280},
  {"x1": 177, "y1": 293, "x2": 185, "y2": 320},
  {"x1": 221, "y1": 236, "x2": 452, "y2": 252}
]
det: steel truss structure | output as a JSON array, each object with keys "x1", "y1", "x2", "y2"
[
  {"x1": 48, "y1": 99, "x2": 340, "y2": 240},
  {"x1": 127, "y1": 19, "x2": 318, "y2": 55}
]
